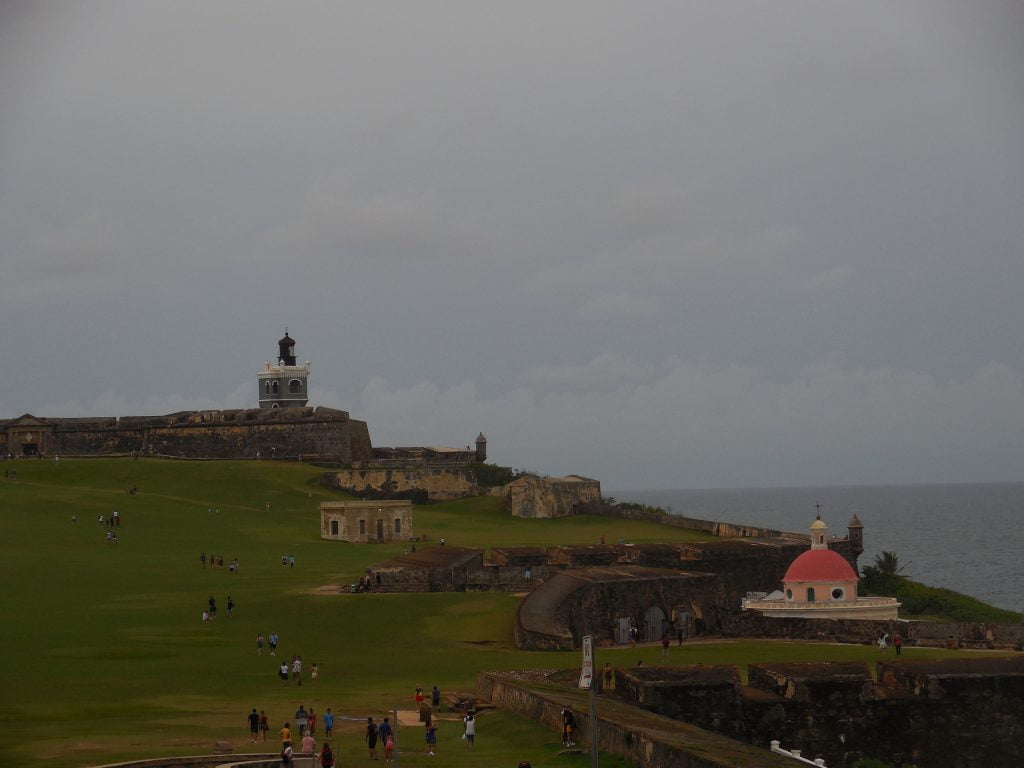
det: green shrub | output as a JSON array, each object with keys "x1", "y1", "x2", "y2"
[
  {"x1": 861, "y1": 574, "x2": 1022, "y2": 623},
  {"x1": 470, "y1": 461, "x2": 521, "y2": 487}
]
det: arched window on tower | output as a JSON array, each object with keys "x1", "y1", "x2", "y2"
[
  {"x1": 264, "y1": 381, "x2": 271, "y2": 394},
  {"x1": 289, "y1": 379, "x2": 302, "y2": 394},
  {"x1": 272, "y1": 381, "x2": 279, "y2": 394}
]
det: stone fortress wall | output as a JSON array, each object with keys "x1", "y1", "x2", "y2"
[
  {"x1": 0, "y1": 407, "x2": 373, "y2": 463},
  {"x1": 323, "y1": 466, "x2": 479, "y2": 502},
  {"x1": 614, "y1": 657, "x2": 1024, "y2": 768}
]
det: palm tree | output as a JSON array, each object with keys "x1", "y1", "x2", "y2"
[{"x1": 874, "y1": 551, "x2": 905, "y2": 577}]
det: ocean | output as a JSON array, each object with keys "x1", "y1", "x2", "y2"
[{"x1": 612, "y1": 482, "x2": 1024, "y2": 614}]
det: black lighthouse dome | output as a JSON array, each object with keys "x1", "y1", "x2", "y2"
[{"x1": 278, "y1": 330, "x2": 296, "y2": 366}]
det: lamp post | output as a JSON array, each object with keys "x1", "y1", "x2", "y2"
[{"x1": 578, "y1": 635, "x2": 599, "y2": 768}]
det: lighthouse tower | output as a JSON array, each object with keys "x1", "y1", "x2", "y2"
[{"x1": 258, "y1": 329, "x2": 310, "y2": 409}]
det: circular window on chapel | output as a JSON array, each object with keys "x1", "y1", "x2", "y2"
[{"x1": 832, "y1": 588, "x2": 844, "y2": 600}]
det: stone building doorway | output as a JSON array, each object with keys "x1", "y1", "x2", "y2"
[
  {"x1": 644, "y1": 605, "x2": 667, "y2": 641},
  {"x1": 615, "y1": 617, "x2": 632, "y2": 644},
  {"x1": 673, "y1": 608, "x2": 691, "y2": 641}
]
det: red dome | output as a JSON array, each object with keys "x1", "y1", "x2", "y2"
[{"x1": 784, "y1": 549, "x2": 857, "y2": 583}]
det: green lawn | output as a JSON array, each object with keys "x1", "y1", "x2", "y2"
[{"x1": 0, "y1": 459, "x2": 986, "y2": 767}]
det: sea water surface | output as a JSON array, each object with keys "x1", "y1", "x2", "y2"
[{"x1": 612, "y1": 483, "x2": 1024, "y2": 614}]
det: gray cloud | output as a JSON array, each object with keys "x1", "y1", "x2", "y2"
[{"x1": 2, "y1": 1, "x2": 1022, "y2": 488}]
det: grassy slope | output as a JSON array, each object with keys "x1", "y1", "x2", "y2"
[{"x1": 0, "y1": 459, "x2": 992, "y2": 768}]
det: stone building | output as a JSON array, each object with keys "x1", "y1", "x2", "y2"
[
  {"x1": 506, "y1": 474, "x2": 602, "y2": 518},
  {"x1": 320, "y1": 500, "x2": 413, "y2": 543},
  {"x1": 366, "y1": 546, "x2": 484, "y2": 591}
]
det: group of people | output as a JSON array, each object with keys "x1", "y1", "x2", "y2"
[
  {"x1": 364, "y1": 715, "x2": 396, "y2": 761},
  {"x1": 256, "y1": 632, "x2": 280, "y2": 656},
  {"x1": 877, "y1": 631, "x2": 903, "y2": 655},
  {"x1": 278, "y1": 655, "x2": 317, "y2": 686},
  {"x1": 251, "y1": 682, "x2": 487, "y2": 766},
  {"x1": 200, "y1": 552, "x2": 238, "y2": 570},
  {"x1": 202, "y1": 595, "x2": 234, "y2": 621}
]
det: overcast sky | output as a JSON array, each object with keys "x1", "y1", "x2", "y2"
[{"x1": 1, "y1": 2, "x2": 1022, "y2": 489}]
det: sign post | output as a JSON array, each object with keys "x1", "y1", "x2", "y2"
[{"x1": 578, "y1": 635, "x2": 599, "y2": 768}]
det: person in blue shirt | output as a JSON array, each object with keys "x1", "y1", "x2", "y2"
[
  {"x1": 378, "y1": 716, "x2": 392, "y2": 744},
  {"x1": 323, "y1": 708, "x2": 335, "y2": 739}
]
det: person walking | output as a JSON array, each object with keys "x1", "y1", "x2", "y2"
[
  {"x1": 603, "y1": 661, "x2": 614, "y2": 692},
  {"x1": 424, "y1": 715, "x2": 438, "y2": 756},
  {"x1": 365, "y1": 717, "x2": 379, "y2": 760},
  {"x1": 292, "y1": 655, "x2": 303, "y2": 686},
  {"x1": 279, "y1": 661, "x2": 289, "y2": 684},
  {"x1": 247, "y1": 708, "x2": 260, "y2": 742},
  {"x1": 257, "y1": 633, "x2": 264, "y2": 655},
  {"x1": 661, "y1": 632, "x2": 670, "y2": 658},
  {"x1": 294, "y1": 704, "x2": 308, "y2": 737},
  {"x1": 269, "y1": 632, "x2": 279, "y2": 656},
  {"x1": 893, "y1": 632, "x2": 903, "y2": 656},
  {"x1": 259, "y1": 710, "x2": 269, "y2": 741},
  {"x1": 307, "y1": 707, "x2": 316, "y2": 736},
  {"x1": 431, "y1": 684, "x2": 441, "y2": 710},
  {"x1": 878, "y1": 632, "x2": 889, "y2": 654},
  {"x1": 378, "y1": 716, "x2": 392, "y2": 747},
  {"x1": 279, "y1": 722, "x2": 292, "y2": 748},
  {"x1": 463, "y1": 710, "x2": 476, "y2": 748}
]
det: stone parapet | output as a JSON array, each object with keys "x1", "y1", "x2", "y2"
[
  {"x1": 476, "y1": 670, "x2": 795, "y2": 767},
  {"x1": 613, "y1": 658, "x2": 1024, "y2": 768},
  {"x1": 1, "y1": 408, "x2": 371, "y2": 462}
]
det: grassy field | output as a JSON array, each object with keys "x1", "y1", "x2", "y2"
[{"x1": 0, "y1": 458, "x2": 987, "y2": 768}]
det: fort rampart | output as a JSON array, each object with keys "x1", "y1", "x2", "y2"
[
  {"x1": 0, "y1": 407, "x2": 372, "y2": 463},
  {"x1": 616, "y1": 657, "x2": 1024, "y2": 768}
]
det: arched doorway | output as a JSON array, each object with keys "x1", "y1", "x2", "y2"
[{"x1": 643, "y1": 605, "x2": 667, "y2": 641}]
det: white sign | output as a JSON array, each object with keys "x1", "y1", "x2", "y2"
[{"x1": 578, "y1": 635, "x2": 594, "y2": 689}]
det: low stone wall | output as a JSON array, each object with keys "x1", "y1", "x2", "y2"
[
  {"x1": 86, "y1": 753, "x2": 307, "y2": 768},
  {"x1": 722, "y1": 610, "x2": 1024, "y2": 650},
  {"x1": 477, "y1": 671, "x2": 794, "y2": 767},
  {"x1": 591, "y1": 505, "x2": 796, "y2": 539},
  {"x1": 323, "y1": 466, "x2": 478, "y2": 501}
]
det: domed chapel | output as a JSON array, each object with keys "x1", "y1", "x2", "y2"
[{"x1": 742, "y1": 514, "x2": 900, "y2": 620}]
